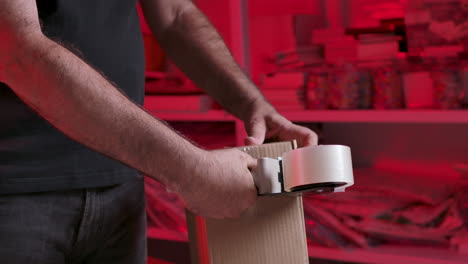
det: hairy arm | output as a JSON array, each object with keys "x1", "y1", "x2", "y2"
[
  {"x1": 0, "y1": 0, "x2": 202, "y2": 190},
  {"x1": 140, "y1": 0, "x2": 318, "y2": 146},
  {"x1": 140, "y1": 0, "x2": 271, "y2": 122}
]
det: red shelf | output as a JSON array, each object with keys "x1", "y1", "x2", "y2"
[
  {"x1": 281, "y1": 110, "x2": 468, "y2": 124},
  {"x1": 145, "y1": 110, "x2": 235, "y2": 122},
  {"x1": 144, "y1": 108, "x2": 468, "y2": 124}
]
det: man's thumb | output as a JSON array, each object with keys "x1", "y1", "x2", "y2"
[{"x1": 244, "y1": 120, "x2": 266, "y2": 146}]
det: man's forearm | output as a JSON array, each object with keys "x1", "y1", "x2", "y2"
[
  {"x1": 3, "y1": 32, "x2": 201, "y2": 188},
  {"x1": 142, "y1": 2, "x2": 273, "y2": 121}
]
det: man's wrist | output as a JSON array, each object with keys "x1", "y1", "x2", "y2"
[{"x1": 160, "y1": 142, "x2": 207, "y2": 193}]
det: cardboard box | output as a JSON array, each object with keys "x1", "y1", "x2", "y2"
[{"x1": 186, "y1": 141, "x2": 309, "y2": 264}]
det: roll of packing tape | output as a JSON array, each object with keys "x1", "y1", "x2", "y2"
[{"x1": 282, "y1": 145, "x2": 354, "y2": 193}]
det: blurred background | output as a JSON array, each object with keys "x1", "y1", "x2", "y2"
[{"x1": 140, "y1": 1, "x2": 468, "y2": 263}]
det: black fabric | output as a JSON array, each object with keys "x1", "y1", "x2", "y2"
[
  {"x1": 0, "y1": 0, "x2": 145, "y2": 194},
  {"x1": 0, "y1": 179, "x2": 147, "y2": 263}
]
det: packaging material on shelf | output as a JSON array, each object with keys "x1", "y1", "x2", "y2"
[
  {"x1": 272, "y1": 47, "x2": 324, "y2": 69},
  {"x1": 306, "y1": 66, "x2": 329, "y2": 110},
  {"x1": 325, "y1": 43, "x2": 359, "y2": 64},
  {"x1": 424, "y1": 45, "x2": 465, "y2": 58},
  {"x1": 263, "y1": 90, "x2": 305, "y2": 111},
  {"x1": 250, "y1": 15, "x2": 296, "y2": 79},
  {"x1": 311, "y1": 28, "x2": 348, "y2": 44},
  {"x1": 368, "y1": 60, "x2": 405, "y2": 109},
  {"x1": 401, "y1": 57, "x2": 464, "y2": 109},
  {"x1": 349, "y1": 0, "x2": 404, "y2": 28},
  {"x1": 357, "y1": 41, "x2": 400, "y2": 61},
  {"x1": 294, "y1": 14, "x2": 326, "y2": 47},
  {"x1": 403, "y1": 70, "x2": 435, "y2": 109},
  {"x1": 304, "y1": 168, "x2": 465, "y2": 249},
  {"x1": 186, "y1": 141, "x2": 309, "y2": 264},
  {"x1": 144, "y1": 95, "x2": 213, "y2": 112},
  {"x1": 260, "y1": 72, "x2": 304, "y2": 89},
  {"x1": 430, "y1": 57, "x2": 463, "y2": 109},
  {"x1": 304, "y1": 202, "x2": 368, "y2": 248},
  {"x1": 404, "y1": 0, "x2": 468, "y2": 55},
  {"x1": 357, "y1": 34, "x2": 401, "y2": 61},
  {"x1": 328, "y1": 63, "x2": 372, "y2": 109},
  {"x1": 460, "y1": 63, "x2": 468, "y2": 106},
  {"x1": 311, "y1": 28, "x2": 358, "y2": 63},
  {"x1": 451, "y1": 229, "x2": 468, "y2": 254},
  {"x1": 452, "y1": 166, "x2": 468, "y2": 253},
  {"x1": 260, "y1": 72, "x2": 306, "y2": 111},
  {"x1": 306, "y1": 61, "x2": 405, "y2": 110}
]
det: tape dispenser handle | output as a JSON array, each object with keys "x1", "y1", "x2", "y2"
[{"x1": 252, "y1": 158, "x2": 283, "y2": 195}]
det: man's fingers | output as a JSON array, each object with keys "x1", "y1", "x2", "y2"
[
  {"x1": 288, "y1": 124, "x2": 318, "y2": 147},
  {"x1": 302, "y1": 129, "x2": 318, "y2": 147},
  {"x1": 244, "y1": 136, "x2": 261, "y2": 146},
  {"x1": 246, "y1": 118, "x2": 266, "y2": 145}
]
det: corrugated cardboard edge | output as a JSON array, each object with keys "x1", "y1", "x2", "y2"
[
  {"x1": 206, "y1": 196, "x2": 308, "y2": 264},
  {"x1": 236, "y1": 141, "x2": 297, "y2": 159},
  {"x1": 186, "y1": 141, "x2": 309, "y2": 264}
]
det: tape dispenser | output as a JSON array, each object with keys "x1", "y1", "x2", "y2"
[{"x1": 252, "y1": 145, "x2": 354, "y2": 195}]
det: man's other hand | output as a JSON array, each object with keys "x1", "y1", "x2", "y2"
[{"x1": 244, "y1": 102, "x2": 318, "y2": 148}]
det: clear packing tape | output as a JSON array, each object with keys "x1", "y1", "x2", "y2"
[{"x1": 253, "y1": 145, "x2": 354, "y2": 195}]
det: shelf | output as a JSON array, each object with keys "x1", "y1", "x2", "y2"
[
  {"x1": 145, "y1": 110, "x2": 235, "y2": 122},
  {"x1": 280, "y1": 110, "x2": 468, "y2": 124},
  {"x1": 144, "y1": 107, "x2": 468, "y2": 124},
  {"x1": 308, "y1": 245, "x2": 468, "y2": 264}
]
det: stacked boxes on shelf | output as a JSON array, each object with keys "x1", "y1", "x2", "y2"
[
  {"x1": 259, "y1": 72, "x2": 306, "y2": 111},
  {"x1": 311, "y1": 28, "x2": 358, "y2": 64},
  {"x1": 263, "y1": 56, "x2": 467, "y2": 111},
  {"x1": 304, "y1": 56, "x2": 466, "y2": 111},
  {"x1": 356, "y1": 34, "x2": 401, "y2": 61},
  {"x1": 402, "y1": 56, "x2": 464, "y2": 109},
  {"x1": 306, "y1": 61, "x2": 398, "y2": 110}
]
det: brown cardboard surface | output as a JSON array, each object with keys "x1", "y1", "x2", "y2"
[{"x1": 186, "y1": 141, "x2": 309, "y2": 264}]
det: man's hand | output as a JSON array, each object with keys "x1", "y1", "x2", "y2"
[
  {"x1": 243, "y1": 101, "x2": 318, "y2": 148},
  {"x1": 169, "y1": 148, "x2": 258, "y2": 219}
]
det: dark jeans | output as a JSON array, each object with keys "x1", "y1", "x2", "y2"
[{"x1": 0, "y1": 179, "x2": 146, "y2": 264}]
